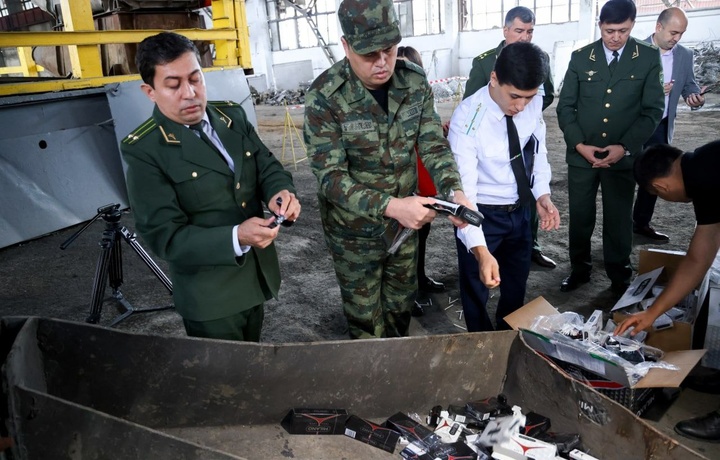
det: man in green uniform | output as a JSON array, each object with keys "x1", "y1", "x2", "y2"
[
  {"x1": 557, "y1": 0, "x2": 663, "y2": 294},
  {"x1": 303, "y1": 0, "x2": 471, "y2": 339},
  {"x1": 121, "y1": 32, "x2": 301, "y2": 341},
  {"x1": 463, "y1": 6, "x2": 556, "y2": 269}
]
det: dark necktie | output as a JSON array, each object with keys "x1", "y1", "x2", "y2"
[
  {"x1": 608, "y1": 50, "x2": 619, "y2": 75},
  {"x1": 189, "y1": 120, "x2": 219, "y2": 152},
  {"x1": 505, "y1": 115, "x2": 534, "y2": 205}
]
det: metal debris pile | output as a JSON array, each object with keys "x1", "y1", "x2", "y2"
[
  {"x1": 693, "y1": 41, "x2": 720, "y2": 93},
  {"x1": 252, "y1": 87, "x2": 307, "y2": 106}
]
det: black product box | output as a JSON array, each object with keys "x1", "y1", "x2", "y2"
[
  {"x1": 535, "y1": 431, "x2": 582, "y2": 456},
  {"x1": 521, "y1": 411, "x2": 551, "y2": 437},
  {"x1": 281, "y1": 408, "x2": 348, "y2": 435},
  {"x1": 385, "y1": 412, "x2": 441, "y2": 449},
  {"x1": 344, "y1": 415, "x2": 399, "y2": 454},
  {"x1": 427, "y1": 441, "x2": 478, "y2": 460},
  {"x1": 399, "y1": 442, "x2": 434, "y2": 460},
  {"x1": 553, "y1": 359, "x2": 658, "y2": 418},
  {"x1": 465, "y1": 395, "x2": 510, "y2": 423}
]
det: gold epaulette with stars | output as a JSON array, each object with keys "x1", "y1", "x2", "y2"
[
  {"x1": 122, "y1": 117, "x2": 156, "y2": 145},
  {"x1": 476, "y1": 49, "x2": 495, "y2": 60}
]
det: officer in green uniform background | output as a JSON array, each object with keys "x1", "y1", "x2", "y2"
[
  {"x1": 463, "y1": 6, "x2": 556, "y2": 269},
  {"x1": 556, "y1": 0, "x2": 663, "y2": 294},
  {"x1": 121, "y1": 32, "x2": 301, "y2": 342},
  {"x1": 303, "y1": 0, "x2": 472, "y2": 339}
]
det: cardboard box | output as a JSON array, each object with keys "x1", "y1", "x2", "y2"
[
  {"x1": 504, "y1": 297, "x2": 705, "y2": 389},
  {"x1": 280, "y1": 408, "x2": 348, "y2": 435},
  {"x1": 612, "y1": 249, "x2": 710, "y2": 353}
]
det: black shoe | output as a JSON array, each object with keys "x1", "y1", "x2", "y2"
[
  {"x1": 684, "y1": 370, "x2": 720, "y2": 394},
  {"x1": 560, "y1": 272, "x2": 590, "y2": 292},
  {"x1": 633, "y1": 225, "x2": 669, "y2": 242},
  {"x1": 674, "y1": 410, "x2": 720, "y2": 442},
  {"x1": 531, "y1": 249, "x2": 556, "y2": 269},
  {"x1": 419, "y1": 276, "x2": 445, "y2": 293},
  {"x1": 411, "y1": 301, "x2": 424, "y2": 317}
]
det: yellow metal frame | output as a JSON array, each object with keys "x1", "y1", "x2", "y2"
[{"x1": 0, "y1": 0, "x2": 252, "y2": 96}]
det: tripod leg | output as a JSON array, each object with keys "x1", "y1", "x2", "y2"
[
  {"x1": 120, "y1": 227, "x2": 173, "y2": 294},
  {"x1": 86, "y1": 229, "x2": 116, "y2": 324}
]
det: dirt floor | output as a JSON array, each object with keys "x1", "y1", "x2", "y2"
[{"x1": 1, "y1": 92, "x2": 720, "y2": 457}]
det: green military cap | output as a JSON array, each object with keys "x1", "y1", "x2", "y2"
[{"x1": 338, "y1": 0, "x2": 402, "y2": 55}]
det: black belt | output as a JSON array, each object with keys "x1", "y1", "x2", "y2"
[{"x1": 477, "y1": 202, "x2": 522, "y2": 212}]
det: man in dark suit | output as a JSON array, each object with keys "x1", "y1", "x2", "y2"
[
  {"x1": 632, "y1": 7, "x2": 706, "y2": 242},
  {"x1": 556, "y1": 0, "x2": 664, "y2": 295},
  {"x1": 463, "y1": 6, "x2": 557, "y2": 269},
  {"x1": 121, "y1": 32, "x2": 301, "y2": 341}
]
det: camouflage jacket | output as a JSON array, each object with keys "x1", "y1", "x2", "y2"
[{"x1": 303, "y1": 58, "x2": 462, "y2": 238}]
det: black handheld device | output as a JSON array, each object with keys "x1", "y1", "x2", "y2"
[{"x1": 424, "y1": 198, "x2": 484, "y2": 227}]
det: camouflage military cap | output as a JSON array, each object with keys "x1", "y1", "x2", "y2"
[{"x1": 338, "y1": 0, "x2": 402, "y2": 55}]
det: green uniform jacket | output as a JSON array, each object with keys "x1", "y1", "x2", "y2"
[
  {"x1": 557, "y1": 37, "x2": 664, "y2": 169},
  {"x1": 463, "y1": 40, "x2": 555, "y2": 110},
  {"x1": 121, "y1": 102, "x2": 296, "y2": 321},
  {"x1": 304, "y1": 59, "x2": 462, "y2": 238}
]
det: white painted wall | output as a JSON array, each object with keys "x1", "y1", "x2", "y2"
[{"x1": 243, "y1": 1, "x2": 720, "y2": 93}]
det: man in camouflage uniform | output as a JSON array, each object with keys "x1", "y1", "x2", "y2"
[
  {"x1": 121, "y1": 32, "x2": 300, "y2": 342},
  {"x1": 303, "y1": 0, "x2": 471, "y2": 339},
  {"x1": 463, "y1": 6, "x2": 556, "y2": 270}
]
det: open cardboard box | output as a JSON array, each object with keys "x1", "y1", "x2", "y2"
[
  {"x1": 505, "y1": 296, "x2": 705, "y2": 389},
  {"x1": 613, "y1": 248, "x2": 711, "y2": 352}
]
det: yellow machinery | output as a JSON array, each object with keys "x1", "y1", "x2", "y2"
[{"x1": 0, "y1": 0, "x2": 255, "y2": 248}]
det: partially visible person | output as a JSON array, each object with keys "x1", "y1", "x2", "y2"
[
  {"x1": 449, "y1": 42, "x2": 560, "y2": 332},
  {"x1": 463, "y1": 5, "x2": 557, "y2": 270},
  {"x1": 396, "y1": 45, "x2": 445, "y2": 317},
  {"x1": 615, "y1": 141, "x2": 720, "y2": 442},
  {"x1": 303, "y1": 0, "x2": 472, "y2": 339},
  {"x1": 556, "y1": 0, "x2": 664, "y2": 295},
  {"x1": 121, "y1": 32, "x2": 300, "y2": 342},
  {"x1": 632, "y1": 7, "x2": 706, "y2": 242}
]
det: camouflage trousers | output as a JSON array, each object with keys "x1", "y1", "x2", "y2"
[{"x1": 324, "y1": 228, "x2": 417, "y2": 339}]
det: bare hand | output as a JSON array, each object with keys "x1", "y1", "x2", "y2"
[
  {"x1": 614, "y1": 310, "x2": 659, "y2": 336},
  {"x1": 536, "y1": 195, "x2": 560, "y2": 231},
  {"x1": 269, "y1": 190, "x2": 301, "y2": 222},
  {"x1": 385, "y1": 195, "x2": 437, "y2": 230},
  {"x1": 686, "y1": 87, "x2": 706, "y2": 108},
  {"x1": 237, "y1": 217, "x2": 280, "y2": 248},
  {"x1": 592, "y1": 144, "x2": 626, "y2": 168},
  {"x1": 575, "y1": 143, "x2": 606, "y2": 167},
  {"x1": 473, "y1": 246, "x2": 500, "y2": 288},
  {"x1": 663, "y1": 80, "x2": 674, "y2": 95},
  {"x1": 448, "y1": 190, "x2": 474, "y2": 229}
]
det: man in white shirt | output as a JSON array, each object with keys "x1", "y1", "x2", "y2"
[{"x1": 448, "y1": 42, "x2": 560, "y2": 331}]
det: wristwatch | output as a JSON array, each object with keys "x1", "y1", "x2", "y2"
[{"x1": 619, "y1": 143, "x2": 631, "y2": 156}]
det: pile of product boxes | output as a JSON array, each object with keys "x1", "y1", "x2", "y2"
[
  {"x1": 283, "y1": 399, "x2": 600, "y2": 460},
  {"x1": 505, "y1": 249, "x2": 709, "y2": 416}
]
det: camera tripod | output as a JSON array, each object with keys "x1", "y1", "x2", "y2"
[{"x1": 61, "y1": 203, "x2": 173, "y2": 327}]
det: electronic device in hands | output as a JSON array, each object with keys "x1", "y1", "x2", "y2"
[{"x1": 424, "y1": 198, "x2": 484, "y2": 227}]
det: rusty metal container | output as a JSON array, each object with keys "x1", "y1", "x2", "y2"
[{"x1": 0, "y1": 317, "x2": 707, "y2": 459}]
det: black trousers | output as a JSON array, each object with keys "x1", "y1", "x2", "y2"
[
  {"x1": 633, "y1": 117, "x2": 669, "y2": 228},
  {"x1": 455, "y1": 205, "x2": 532, "y2": 332}
]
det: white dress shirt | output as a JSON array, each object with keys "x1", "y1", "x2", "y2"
[{"x1": 448, "y1": 85, "x2": 551, "y2": 250}]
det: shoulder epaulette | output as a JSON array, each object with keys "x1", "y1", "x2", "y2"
[
  {"x1": 637, "y1": 39, "x2": 655, "y2": 49},
  {"x1": 122, "y1": 117, "x2": 156, "y2": 145},
  {"x1": 573, "y1": 42, "x2": 595, "y2": 54},
  {"x1": 397, "y1": 59, "x2": 426, "y2": 77},
  {"x1": 208, "y1": 100, "x2": 240, "y2": 108},
  {"x1": 476, "y1": 49, "x2": 495, "y2": 60}
]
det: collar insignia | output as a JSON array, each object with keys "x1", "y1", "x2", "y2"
[
  {"x1": 589, "y1": 48, "x2": 596, "y2": 62},
  {"x1": 632, "y1": 45, "x2": 639, "y2": 59}
]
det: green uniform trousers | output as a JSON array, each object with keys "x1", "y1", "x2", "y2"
[
  {"x1": 324, "y1": 229, "x2": 416, "y2": 339},
  {"x1": 568, "y1": 165, "x2": 635, "y2": 284},
  {"x1": 182, "y1": 304, "x2": 264, "y2": 342}
]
